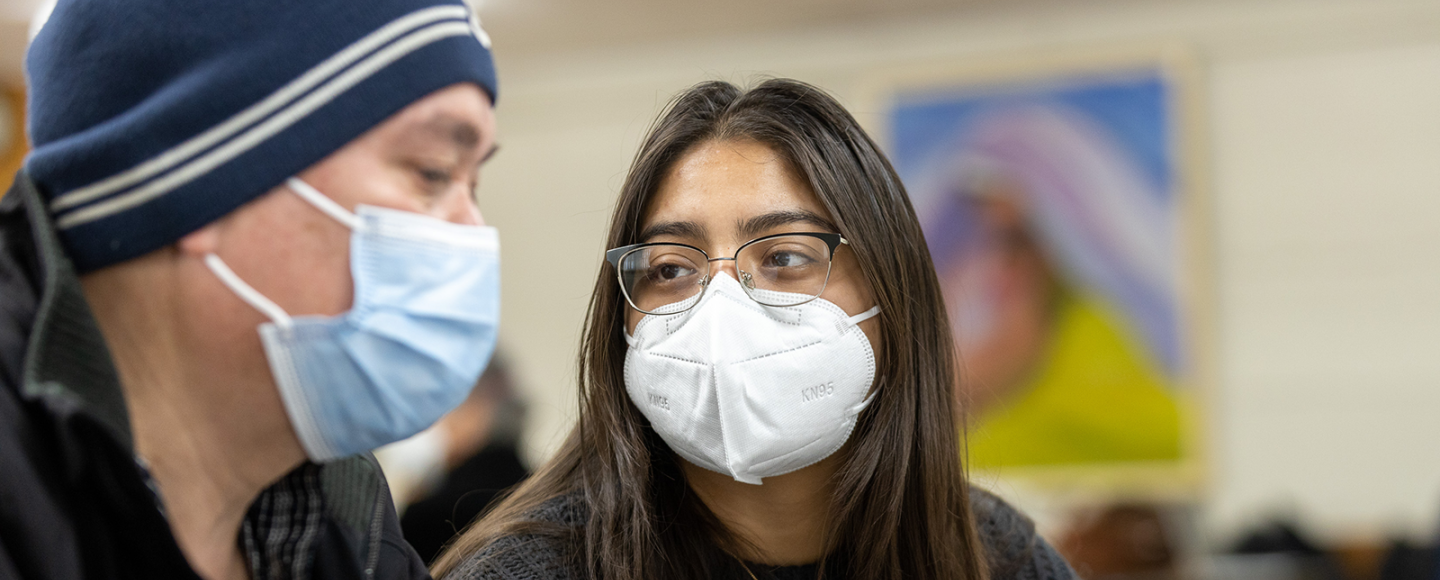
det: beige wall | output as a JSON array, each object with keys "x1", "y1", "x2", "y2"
[
  {"x1": 482, "y1": 0, "x2": 1440, "y2": 542},
  {"x1": 1206, "y1": 41, "x2": 1440, "y2": 539}
]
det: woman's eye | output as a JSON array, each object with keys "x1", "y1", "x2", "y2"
[
  {"x1": 764, "y1": 250, "x2": 814, "y2": 268},
  {"x1": 651, "y1": 263, "x2": 696, "y2": 281}
]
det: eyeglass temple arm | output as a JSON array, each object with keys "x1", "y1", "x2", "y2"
[{"x1": 604, "y1": 246, "x2": 631, "y2": 269}]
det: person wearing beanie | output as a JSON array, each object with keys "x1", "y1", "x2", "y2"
[{"x1": 1, "y1": 1, "x2": 503, "y2": 579}]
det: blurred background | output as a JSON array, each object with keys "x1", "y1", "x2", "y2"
[{"x1": 4, "y1": 0, "x2": 1440, "y2": 578}]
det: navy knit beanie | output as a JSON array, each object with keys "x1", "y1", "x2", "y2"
[{"x1": 24, "y1": 0, "x2": 498, "y2": 273}]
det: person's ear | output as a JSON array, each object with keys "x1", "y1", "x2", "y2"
[{"x1": 176, "y1": 221, "x2": 223, "y2": 259}]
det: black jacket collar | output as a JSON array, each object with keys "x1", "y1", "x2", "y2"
[{"x1": 6, "y1": 171, "x2": 131, "y2": 449}]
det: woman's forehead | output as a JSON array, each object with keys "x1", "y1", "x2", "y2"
[{"x1": 642, "y1": 140, "x2": 831, "y2": 235}]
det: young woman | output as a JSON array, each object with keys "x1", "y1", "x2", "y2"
[{"x1": 434, "y1": 79, "x2": 1076, "y2": 580}]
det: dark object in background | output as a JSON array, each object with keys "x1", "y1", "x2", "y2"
[
  {"x1": 1231, "y1": 520, "x2": 1347, "y2": 580},
  {"x1": 1058, "y1": 503, "x2": 1178, "y2": 580},
  {"x1": 1233, "y1": 520, "x2": 1328, "y2": 556},
  {"x1": 1378, "y1": 539, "x2": 1439, "y2": 580},
  {"x1": 400, "y1": 441, "x2": 529, "y2": 565},
  {"x1": 387, "y1": 353, "x2": 532, "y2": 565}
]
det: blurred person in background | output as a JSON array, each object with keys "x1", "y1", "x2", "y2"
[
  {"x1": 432, "y1": 79, "x2": 1077, "y2": 580},
  {"x1": 376, "y1": 352, "x2": 530, "y2": 565},
  {"x1": 1, "y1": 0, "x2": 502, "y2": 578}
]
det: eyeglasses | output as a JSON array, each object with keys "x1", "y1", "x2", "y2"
[{"x1": 606, "y1": 232, "x2": 848, "y2": 315}]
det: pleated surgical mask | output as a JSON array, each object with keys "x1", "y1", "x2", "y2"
[
  {"x1": 624, "y1": 273, "x2": 878, "y2": 484},
  {"x1": 206, "y1": 178, "x2": 500, "y2": 461}
]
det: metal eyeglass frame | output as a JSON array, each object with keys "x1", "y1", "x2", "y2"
[{"x1": 605, "y1": 232, "x2": 848, "y2": 315}]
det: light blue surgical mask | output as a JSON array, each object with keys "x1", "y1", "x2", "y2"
[{"x1": 205, "y1": 177, "x2": 500, "y2": 461}]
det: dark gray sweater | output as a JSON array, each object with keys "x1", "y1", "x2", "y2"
[{"x1": 445, "y1": 488, "x2": 1077, "y2": 580}]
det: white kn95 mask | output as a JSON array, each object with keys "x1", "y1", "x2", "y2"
[{"x1": 623, "y1": 273, "x2": 880, "y2": 484}]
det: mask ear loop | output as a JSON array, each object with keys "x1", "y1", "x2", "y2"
[
  {"x1": 851, "y1": 390, "x2": 879, "y2": 415},
  {"x1": 847, "y1": 305, "x2": 882, "y2": 414},
  {"x1": 286, "y1": 177, "x2": 362, "y2": 230},
  {"x1": 201, "y1": 179, "x2": 354, "y2": 330},
  {"x1": 204, "y1": 254, "x2": 294, "y2": 330},
  {"x1": 848, "y1": 305, "x2": 881, "y2": 325},
  {"x1": 197, "y1": 178, "x2": 352, "y2": 330}
]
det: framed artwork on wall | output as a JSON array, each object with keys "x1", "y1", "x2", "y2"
[{"x1": 862, "y1": 48, "x2": 1213, "y2": 496}]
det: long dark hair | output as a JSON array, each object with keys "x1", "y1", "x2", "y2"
[{"x1": 434, "y1": 78, "x2": 988, "y2": 580}]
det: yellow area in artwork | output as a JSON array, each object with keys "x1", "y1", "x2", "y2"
[{"x1": 967, "y1": 294, "x2": 1182, "y2": 467}]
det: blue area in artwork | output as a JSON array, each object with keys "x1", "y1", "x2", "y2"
[{"x1": 889, "y1": 72, "x2": 1173, "y2": 203}]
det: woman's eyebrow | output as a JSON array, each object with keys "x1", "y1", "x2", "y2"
[
  {"x1": 738, "y1": 210, "x2": 837, "y2": 239},
  {"x1": 639, "y1": 220, "x2": 706, "y2": 242}
]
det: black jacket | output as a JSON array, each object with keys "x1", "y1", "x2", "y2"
[{"x1": 0, "y1": 173, "x2": 430, "y2": 580}]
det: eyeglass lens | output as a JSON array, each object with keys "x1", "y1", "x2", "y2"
[
  {"x1": 619, "y1": 245, "x2": 708, "y2": 313},
  {"x1": 618, "y1": 234, "x2": 834, "y2": 314}
]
